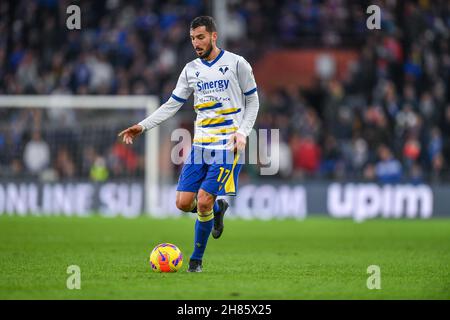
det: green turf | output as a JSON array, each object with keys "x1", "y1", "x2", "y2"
[{"x1": 0, "y1": 215, "x2": 449, "y2": 299}]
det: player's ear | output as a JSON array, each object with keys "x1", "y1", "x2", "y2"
[{"x1": 211, "y1": 31, "x2": 218, "y2": 42}]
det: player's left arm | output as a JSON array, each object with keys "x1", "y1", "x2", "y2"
[{"x1": 230, "y1": 56, "x2": 260, "y2": 152}]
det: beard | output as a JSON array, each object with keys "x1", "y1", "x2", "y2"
[{"x1": 197, "y1": 40, "x2": 213, "y2": 59}]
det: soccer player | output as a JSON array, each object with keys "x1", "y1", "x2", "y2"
[{"x1": 118, "y1": 16, "x2": 259, "y2": 272}]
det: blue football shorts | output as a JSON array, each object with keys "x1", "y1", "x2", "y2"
[{"x1": 176, "y1": 146, "x2": 243, "y2": 196}]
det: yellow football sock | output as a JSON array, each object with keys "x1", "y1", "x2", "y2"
[{"x1": 197, "y1": 209, "x2": 214, "y2": 222}]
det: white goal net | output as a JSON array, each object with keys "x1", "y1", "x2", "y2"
[{"x1": 0, "y1": 95, "x2": 165, "y2": 216}]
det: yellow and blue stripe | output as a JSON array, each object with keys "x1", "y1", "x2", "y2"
[
  {"x1": 193, "y1": 137, "x2": 221, "y2": 144},
  {"x1": 216, "y1": 108, "x2": 241, "y2": 115},
  {"x1": 194, "y1": 101, "x2": 223, "y2": 111},
  {"x1": 206, "y1": 126, "x2": 238, "y2": 135},
  {"x1": 194, "y1": 102, "x2": 241, "y2": 116},
  {"x1": 192, "y1": 138, "x2": 228, "y2": 146},
  {"x1": 197, "y1": 117, "x2": 234, "y2": 128}
]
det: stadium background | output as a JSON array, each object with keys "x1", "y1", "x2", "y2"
[
  {"x1": 0, "y1": 0, "x2": 449, "y2": 300},
  {"x1": 0, "y1": 0, "x2": 449, "y2": 219}
]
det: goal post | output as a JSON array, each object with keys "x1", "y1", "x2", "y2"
[{"x1": 0, "y1": 94, "x2": 160, "y2": 215}]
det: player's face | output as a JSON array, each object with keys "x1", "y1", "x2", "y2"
[{"x1": 190, "y1": 26, "x2": 217, "y2": 59}]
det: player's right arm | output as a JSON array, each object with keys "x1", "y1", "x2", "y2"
[{"x1": 118, "y1": 65, "x2": 193, "y2": 144}]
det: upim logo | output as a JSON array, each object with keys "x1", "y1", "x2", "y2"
[{"x1": 327, "y1": 183, "x2": 433, "y2": 222}]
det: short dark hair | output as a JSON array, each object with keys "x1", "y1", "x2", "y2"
[{"x1": 190, "y1": 16, "x2": 217, "y2": 33}]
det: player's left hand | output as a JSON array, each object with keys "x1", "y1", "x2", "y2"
[{"x1": 227, "y1": 132, "x2": 246, "y2": 152}]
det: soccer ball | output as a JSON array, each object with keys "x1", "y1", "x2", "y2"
[{"x1": 149, "y1": 243, "x2": 183, "y2": 272}]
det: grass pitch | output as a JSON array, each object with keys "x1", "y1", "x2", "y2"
[{"x1": 0, "y1": 215, "x2": 449, "y2": 299}]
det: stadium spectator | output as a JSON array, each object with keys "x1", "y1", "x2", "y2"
[
  {"x1": 23, "y1": 130, "x2": 50, "y2": 175},
  {"x1": 90, "y1": 156, "x2": 110, "y2": 182},
  {"x1": 375, "y1": 144, "x2": 403, "y2": 184},
  {"x1": 291, "y1": 134, "x2": 321, "y2": 176},
  {"x1": 55, "y1": 148, "x2": 76, "y2": 179}
]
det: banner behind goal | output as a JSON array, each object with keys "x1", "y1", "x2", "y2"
[{"x1": 0, "y1": 95, "x2": 161, "y2": 215}]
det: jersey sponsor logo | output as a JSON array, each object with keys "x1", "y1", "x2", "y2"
[{"x1": 196, "y1": 79, "x2": 230, "y2": 92}]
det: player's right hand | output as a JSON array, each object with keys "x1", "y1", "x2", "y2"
[{"x1": 118, "y1": 124, "x2": 144, "y2": 144}]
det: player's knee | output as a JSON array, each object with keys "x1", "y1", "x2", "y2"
[
  {"x1": 176, "y1": 198, "x2": 193, "y2": 212},
  {"x1": 197, "y1": 202, "x2": 213, "y2": 214},
  {"x1": 197, "y1": 195, "x2": 214, "y2": 213}
]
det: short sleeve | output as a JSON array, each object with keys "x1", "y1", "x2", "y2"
[
  {"x1": 237, "y1": 57, "x2": 257, "y2": 96},
  {"x1": 171, "y1": 65, "x2": 193, "y2": 103}
]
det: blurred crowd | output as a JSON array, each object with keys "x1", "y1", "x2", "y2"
[
  {"x1": 258, "y1": 0, "x2": 450, "y2": 184},
  {"x1": 0, "y1": 0, "x2": 449, "y2": 183}
]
